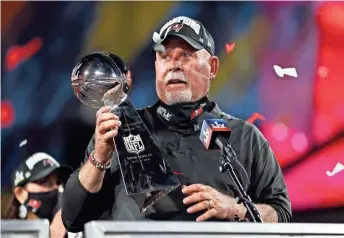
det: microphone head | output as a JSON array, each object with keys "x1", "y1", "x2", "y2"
[{"x1": 198, "y1": 113, "x2": 231, "y2": 150}]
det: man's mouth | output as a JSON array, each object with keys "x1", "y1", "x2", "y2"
[{"x1": 166, "y1": 79, "x2": 188, "y2": 85}]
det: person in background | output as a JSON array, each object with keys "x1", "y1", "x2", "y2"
[{"x1": 2, "y1": 152, "x2": 81, "y2": 238}]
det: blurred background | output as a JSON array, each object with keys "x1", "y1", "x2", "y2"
[{"x1": 1, "y1": 1, "x2": 344, "y2": 223}]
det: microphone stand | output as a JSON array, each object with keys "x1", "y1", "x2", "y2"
[{"x1": 216, "y1": 138, "x2": 263, "y2": 223}]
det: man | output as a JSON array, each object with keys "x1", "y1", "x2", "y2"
[{"x1": 62, "y1": 16, "x2": 291, "y2": 232}]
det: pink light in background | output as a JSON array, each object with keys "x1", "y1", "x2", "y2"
[
  {"x1": 291, "y1": 132, "x2": 309, "y2": 153},
  {"x1": 262, "y1": 122, "x2": 311, "y2": 168},
  {"x1": 272, "y1": 122, "x2": 288, "y2": 142},
  {"x1": 285, "y1": 138, "x2": 344, "y2": 211},
  {"x1": 317, "y1": 66, "x2": 329, "y2": 78}
]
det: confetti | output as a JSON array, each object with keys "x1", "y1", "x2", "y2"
[
  {"x1": 326, "y1": 162, "x2": 344, "y2": 177},
  {"x1": 246, "y1": 112, "x2": 265, "y2": 124},
  {"x1": 225, "y1": 42, "x2": 236, "y2": 54},
  {"x1": 19, "y1": 139, "x2": 27, "y2": 147},
  {"x1": 273, "y1": 65, "x2": 298, "y2": 78}
]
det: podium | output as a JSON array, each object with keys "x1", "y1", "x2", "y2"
[
  {"x1": 84, "y1": 221, "x2": 344, "y2": 238},
  {"x1": 1, "y1": 219, "x2": 50, "y2": 238}
]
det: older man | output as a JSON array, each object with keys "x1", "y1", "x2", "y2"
[{"x1": 62, "y1": 16, "x2": 291, "y2": 232}]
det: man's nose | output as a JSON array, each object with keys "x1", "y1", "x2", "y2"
[{"x1": 168, "y1": 60, "x2": 183, "y2": 72}]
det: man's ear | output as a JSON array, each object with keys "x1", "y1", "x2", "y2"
[
  {"x1": 209, "y1": 56, "x2": 219, "y2": 80},
  {"x1": 14, "y1": 187, "x2": 28, "y2": 204}
]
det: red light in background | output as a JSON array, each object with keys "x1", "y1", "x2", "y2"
[
  {"x1": 312, "y1": 2, "x2": 344, "y2": 145},
  {"x1": 316, "y1": 2, "x2": 344, "y2": 38},
  {"x1": 1, "y1": 101, "x2": 15, "y2": 128},
  {"x1": 5, "y1": 37, "x2": 43, "y2": 71}
]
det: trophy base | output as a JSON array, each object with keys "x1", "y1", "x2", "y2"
[{"x1": 140, "y1": 184, "x2": 181, "y2": 214}]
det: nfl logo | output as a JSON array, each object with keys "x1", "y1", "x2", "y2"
[{"x1": 123, "y1": 134, "x2": 145, "y2": 154}]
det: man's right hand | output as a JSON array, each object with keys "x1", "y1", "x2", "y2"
[
  {"x1": 94, "y1": 106, "x2": 122, "y2": 164},
  {"x1": 78, "y1": 106, "x2": 121, "y2": 193}
]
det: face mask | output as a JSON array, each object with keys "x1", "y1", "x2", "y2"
[
  {"x1": 23, "y1": 189, "x2": 62, "y2": 221},
  {"x1": 156, "y1": 96, "x2": 214, "y2": 135}
]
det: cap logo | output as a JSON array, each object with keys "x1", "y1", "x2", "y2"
[
  {"x1": 43, "y1": 159, "x2": 55, "y2": 167},
  {"x1": 27, "y1": 199, "x2": 41, "y2": 211},
  {"x1": 26, "y1": 152, "x2": 60, "y2": 170},
  {"x1": 171, "y1": 23, "x2": 183, "y2": 32},
  {"x1": 158, "y1": 16, "x2": 201, "y2": 37}
]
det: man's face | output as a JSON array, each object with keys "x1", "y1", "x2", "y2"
[{"x1": 155, "y1": 37, "x2": 219, "y2": 105}]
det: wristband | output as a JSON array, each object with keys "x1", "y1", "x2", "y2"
[{"x1": 89, "y1": 150, "x2": 111, "y2": 171}]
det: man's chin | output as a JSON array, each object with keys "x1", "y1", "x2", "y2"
[{"x1": 164, "y1": 89, "x2": 192, "y2": 105}]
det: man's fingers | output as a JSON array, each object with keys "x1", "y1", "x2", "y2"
[
  {"x1": 182, "y1": 184, "x2": 209, "y2": 195},
  {"x1": 98, "y1": 120, "x2": 121, "y2": 134},
  {"x1": 96, "y1": 113, "x2": 119, "y2": 126},
  {"x1": 183, "y1": 192, "x2": 212, "y2": 205},
  {"x1": 104, "y1": 128, "x2": 118, "y2": 140},
  {"x1": 96, "y1": 106, "x2": 112, "y2": 118},
  {"x1": 196, "y1": 208, "x2": 218, "y2": 222},
  {"x1": 186, "y1": 199, "x2": 214, "y2": 214}
]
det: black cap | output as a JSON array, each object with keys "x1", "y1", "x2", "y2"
[
  {"x1": 11, "y1": 152, "x2": 73, "y2": 189},
  {"x1": 152, "y1": 16, "x2": 215, "y2": 55}
]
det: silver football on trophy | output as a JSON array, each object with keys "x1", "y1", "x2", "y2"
[{"x1": 71, "y1": 52, "x2": 131, "y2": 110}]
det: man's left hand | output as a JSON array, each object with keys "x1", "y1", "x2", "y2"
[{"x1": 182, "y1": 184, "x2": 245, "y2": 222}]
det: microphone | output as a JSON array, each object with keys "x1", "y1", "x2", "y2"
[
  {"x1": 197, "y1": 113, "x2": 248, "y2": 185},
  {"x1": 198, "y1": 115, "x2": 231, "y2": 150},
  {"x1": 197, "y1": 113, "x2": 263, "y2": 223},
  {"x1": 198, "y1": 115, "x2": 239, "y2": 162}
]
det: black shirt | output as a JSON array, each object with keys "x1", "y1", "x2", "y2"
[{"x1": 62, "y1": 101, "x2": 291, "y2": 232}]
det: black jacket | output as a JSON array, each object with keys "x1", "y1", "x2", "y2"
[{"x1": 62, "y1": 101, "x2": 291, "y2": 232}]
